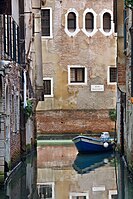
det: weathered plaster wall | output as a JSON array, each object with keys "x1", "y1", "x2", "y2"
[{"x1": 37, "y1": 0, "x2": 117, "y2": 134}]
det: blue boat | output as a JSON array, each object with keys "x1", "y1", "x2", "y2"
[
  {"x1": 72, "y1": 132, "x2": 114, "y2": 153},
  {"x1": 73, "y1": 152, "x2": 114, "y2": 174}
]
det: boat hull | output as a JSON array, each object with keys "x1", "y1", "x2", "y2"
[{"x1": 72, "y1": 135, "x2": 114, "y2": 153}]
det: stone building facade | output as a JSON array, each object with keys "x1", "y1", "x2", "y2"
[
  {"x1": 0, "y1": 11, "x2": 21, "y2": 182},
  {"x1": 0, "y1": 0, "x2": 43, "y2": 183},
  {"x1": 115, "y1": 0, "x2": 126, "y2": 149},
  {"x1": 36, "y1": 0, "x2": 117, "y2": 135},
  {"x1": 116, "y1": 0, "x2": 133, "y2": 171}
]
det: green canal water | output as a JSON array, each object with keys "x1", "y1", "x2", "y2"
[{"x1": 0, "y1": 141, "x2": 132, "y2": 199}]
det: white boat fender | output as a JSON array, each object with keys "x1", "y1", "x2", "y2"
[
  {"x1": 104, "y1": 158, "x2": 109, "y2": 164},
  {"x1": 103, "y1": 142, "x2": 109, "y2": 148}
]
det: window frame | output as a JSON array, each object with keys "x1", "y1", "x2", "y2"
[
  {"x1": 69, "y1": 192, "x2": 89, "y2": 199},
  {"x1": 108, "y1": 190, "x2": 117, "y2": 199},
  {"x1": 85, "y1": 13, "x2": 94, "y2": 30},
  {"x1": 43, "y1": 77, "x2": 53, "y2": 97},
  {"x1": 99, "y1": 9, "x2": 114, "y2": 36},
  {"x1": 65, "y1": 8, "x2": 80, "y2": 37},
  {"x1": 67, "y1": 12, "x2": 76, "y2": 31},
  {"x1": 68, "y1": 65, "x2": 87, "y2": 85},
  {"x1": 3, "y1": 15, "x2": 19, "y2": 62},
  {"x1": 82, "y1": 8, "x2": 97, "y2": 37},
  {"x1": 107, "y1": 66, "x2": 117, "y2": 85},
  {"x1": 103, "y1": 12, "x2": 111, "y2": 32},
  {"x1": 37, "y1": 182, "x2": 55, "y2": 199},
  {"x1": 41, "y1": 7, "x2": 53, "y2": 39}
]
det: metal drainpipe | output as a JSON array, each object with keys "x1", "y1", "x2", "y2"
[
  {"x1": 130, "y1": 8, "x2": 133, "y2": 98},
  {"x1": 124, "y1": 1, "x2": 127, "y2": 51}
]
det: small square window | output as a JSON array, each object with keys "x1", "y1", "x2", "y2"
[
  {"x1": 68, "y1": 66, "x2": 87, "y2": 85},
  {"x1": 69, "y1": 192, "x2": 89, "y2": 199},
  {"x1": 110, "y1": 67, "x2": 117, "y2": 83},
  {"x1": 111, "y1": 195, "x2": 117, "y2": 199},
  {"x1": 37, "y1": 183, "x2": 54, "y2": 199},
  {"x1": 70, "y1": 68, "x2": 85, "y2": 83},
  {"x1": 38, "y1": 184, "x2": 52, "y2": 198},
  {"x1": 43, "y1": 78, "x2": 53, "y2": 97},
  {"x1": 109, "y1": 190, "x2": 117, "y2": 199},
  {"x1": 108, "y1": 67, "x2": 117, "y2": 84}
]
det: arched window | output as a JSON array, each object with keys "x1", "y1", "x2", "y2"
[
  {"x1": 99, "y1": 9, "x2": 113, "y2": 36},
  {"x1": 85, "y1": 12, "x2": 94, "y2": 31},
  {"x1": 103, "y1": 12, "x2": 111, "y2": 32},
  {"x1": 65, "y1": 9, "x2": 80, "y2": 37},
  {"x1": 67, "y1": 12, "x2": 76, "y2": 31},
  {"x1": 82, "y1": 8, "x2": 97, "y2": 37}
]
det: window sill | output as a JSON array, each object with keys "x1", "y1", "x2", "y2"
[
  {"x1": 68, "y1": 82, "x2": 87, "y2": 86},
  {"x1": 41, "y1": 35, "x2": 53, "y2": 39}
]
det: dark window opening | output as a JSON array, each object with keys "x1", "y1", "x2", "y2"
[
  {"x1": 103, "y1": 12, "x2": 111, "y2": 32},
  {"x1": 68, "y1": 12, "x2": 76, "y2": 31},
  {"x1": 72, "y1": 196, "x2": 87, "y2": 199},
  {"x1": 43, "y1": 80, "x2": 51, "y2": 95},
  {"x1": 110, "y1": 67, "x2": 117, "y2": 83},
  {"x1": 13, "y1": 20, "x2": 16, "y2": 61},
  {"x1": 70, "y1": 68, "x2": 85, "y2": 83},
  {"x1": 0, "y1": 0, "x2": 11, "y2": 15},
  {"x1": 41, "y1": 9, "x2": 50, "y2": 36},
  {"x1": 3, "y1": 15, "x2": 19, "y2": 62},
  {"x1": 113, "y1": 0, "x2": 117, "y2": 33},
  {"x1": 111, "y1": 195, "x2": 118, "y2": 199},
  {"x1": 32, "y1": 13, "x2": 35, "y2": 36},
  {"x1": 38, "y1": 184, "x2": 52, "y2": 199},
  {"x1": 85, "y1": 12, "x2": 94, "y2": 31}
]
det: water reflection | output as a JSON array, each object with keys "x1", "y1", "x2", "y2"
[
  {"x1": 0, "y1": 144, "x2": 133, "y2": 198},
  {"x1": 0, "y1": 151, "x2": 38, "y2": 199},
  {"x1": 37, "y1": 145, "x2": 117, "y2": 199},
  {"x1": 117, "y1": 154, "x2": 133, "y2": 199},
  {"x1": 37, "y1": 145, "x2": 77, "y2": 199},
  {"x1": 73, "y1": 152, "x2": 114, "y2": 174}
]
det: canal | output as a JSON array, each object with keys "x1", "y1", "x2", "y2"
[{"x1": 0, "y1": 141, "x2": 133, "y2": 199}]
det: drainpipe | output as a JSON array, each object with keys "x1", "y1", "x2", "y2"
[
  {"x1": 23, "y1": 70, "x2": 27, "y2": 108},
  {"x1": 124, "y1": 2, "x2": 127, "y2": 51},
  {"x1": 130, "y1": 8, "x2": 133, "y2": 98}
]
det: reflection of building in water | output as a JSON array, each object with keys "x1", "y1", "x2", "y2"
[
  {"x1": 4, "y1": 152, "x2": 37, "y2": 199},
  {"x1": 37, "y1": 146, "x2": 117, "y2": 199},
  {"x1": 37, "y1": 182, "x2": 54, "y2": 199}
]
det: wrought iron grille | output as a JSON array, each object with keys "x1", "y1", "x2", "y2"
[{"x1": 0, "y1": 14, "x2": 19, "y2": 63}]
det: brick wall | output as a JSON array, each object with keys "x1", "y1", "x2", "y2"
[
  {"x1": 4, "y1": 64, "x2": 21, "y2": 169},
  {"x1": 36, "y1": 109, "x2": 115, "y2": 134},
  {"x1": 117, "y1": 63, "x2": 126, "y2": 85},
  {"x1": 10, "y1": 133, "x2": 21, "y2": 168}
]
